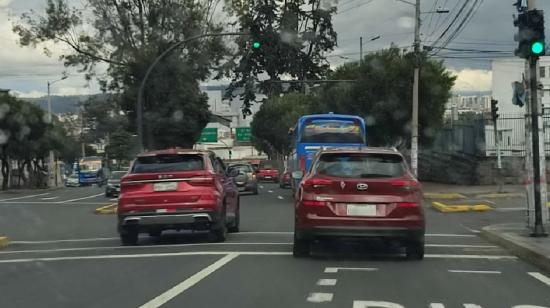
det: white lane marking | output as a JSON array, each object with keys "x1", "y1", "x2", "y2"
[
  {"x1": 57, "y1": 193, "x2": 104, "y2": 203},
  {"x1": 306, "y1": 292, "x2": 333, "y2": 303},
  {"x1": 448, "y1": 270, "x2": 502, "y2": 274},
  {"x1": 234, "y1": 232, "x2": 293, "y2": 235},
  {"x1": 426, "y1": 234, "x2": 476, "y2": 237},
  {"x1": 353, "y1": 301, "x2": 404, "y2": 308},
  {"x1": 40, "y1": 197, "x2": 59, "y2": 200},
  {"x1": 277, "y1": 195, "x2": 284, "y2": 200},
  {"x1": 110, "y1": 198, "x2": 117, "y2": 201},
  {"x1": 426, "y1": 244, "x2": 497, "y2": 248},
  {"x1": 325, "y1": 267, "x2": 378, "y2": 273},
  {"x1": 10, "y1": 237, "x2": 119, "y2": 244},
  {"x1": 268, "y1": 190, "x2": 273, "y2": 193},
  {"x1": 460, "y1": 224, "x2": 481, "y2": 234},
  {"x1": 0, "y1": 252, "x2": 518, "y2": 264},
  {"x1": 528, "y1": 272, "x2": 550, "y2": 287},
  {"x1": 316, "y1": 279, "x2": 337, "y2": 286},
  {"x1": 0, "y1": 193, "x2": 49, "y2": 202},
  {"x1": 139, "y1": 253, "x2": 238, "y2": 308},
  {"x1": 430, "y1": 304, "x2": 445, "y2": 308},
  {"x1": 464, "y1": 305, "x2": 483, "y2": 308},
  {"x1": 0, "y1": 242, "x2": 294, "y2": 255},
  {"x1": 259, "y1": 185, "x2": 264, "y2": 189}
]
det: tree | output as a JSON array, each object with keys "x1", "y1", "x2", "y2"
[
  {"x1": 224, "y1": 0, "x2": 337, "y2": 115},
  {"x1": 251, "y1": 92, "x2": 313, "y2": 156},
  {"x1": 13, "y1": 0, "x2": 227, "y2": 149},
  {"x1": 313, "y1": 47, "x2": 456, "y2": 147},
  {"x1": 105, "y1": 129, "x2": 138, "y2": 167}
]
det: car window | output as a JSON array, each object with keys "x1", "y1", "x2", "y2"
[
  {"x1": 110, "y1": 172, "x2": 126, "y2": 179},
  {"x1": 259, "y1": 160, "x2": 277, "y2": 169},
  {"x1": 131, "y1": 154, "x2": 204, "y2": 173},
  {"x1": 315, "y1": 153, "x2": 406, "y2": 178},
  {"x1": 228, "y1": 165, "x2": 252, "y2": 173}
]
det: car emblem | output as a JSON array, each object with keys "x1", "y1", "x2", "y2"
[
  {"x1": 357, "y1": 183, "x2": 369, "y2": 191},
  {"x1": 340, "y1": 181, "x2": 346, "y2": 190}
]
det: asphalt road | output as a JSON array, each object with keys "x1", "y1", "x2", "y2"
[{"x1": 1, "y1": 183, "x2": 550, "y2": 308}]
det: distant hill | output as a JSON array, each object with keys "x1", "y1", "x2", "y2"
[{"x1": 21, "y1": 94, "x2": 106, "y2": 114}]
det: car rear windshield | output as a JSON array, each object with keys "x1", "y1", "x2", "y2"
[
  {"x1": 132, "y1": 154, "x2": 205, "y2": 173},
  {"x1": 228, "y1": 164, "x2": 253, "y2": 173},
  {"x1": 316, "y1": 153, "x2": 406, "y2": 178},
  {"x1": 259, "y1": 161, "x2": 277, "y2": 169},
  {"x1": 300, "y1": 119, "x2": 364, "y2": 144}
]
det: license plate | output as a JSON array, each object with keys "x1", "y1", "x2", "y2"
[
  {"x1": 346, "y1": 204, "x2": 377, "y2": 216},
  {"x1": 265, "y1": 176, "x2": 272, "y2": 179},
  {"x1": 236, "y1": 181, "x2": 245, "y2": 186},
  {"x1": 153, "y1": 182, "x2": 178, "y2": 192}
]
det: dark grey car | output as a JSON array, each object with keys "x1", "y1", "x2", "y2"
[
  {"x1": 228, "y1": 163, "x2": 259, "y2": 195},
  {"x1": 105, "y1": 171, "x2": 127, "y2": 197}
]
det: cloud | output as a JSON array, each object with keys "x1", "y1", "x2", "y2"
[{"x1": 449, "y1": 69, "x2": 492, "y2": 92}]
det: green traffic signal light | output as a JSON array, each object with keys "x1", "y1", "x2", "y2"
[
  {"x1": 252, "y1": 41, "x2": 261, "y2": 49},
  {"x1": 531, "y1": 41, "x2": 545, "y2": 55}
]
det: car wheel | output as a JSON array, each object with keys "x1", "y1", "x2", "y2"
[
  {"x1": 228, "y1": 199, "x2": 240, "y2": 233},
  {"x1": 120, "y1": 231, "x2": 138, "y2": 246},
  {"x1": 293, "y1": 233, "x2": 311, "y2": 258},
  {"x1": 405, "y1": 241, "x2": 424, "y2": 260},
  {"x1": 209, "y1": 208, "x2": 227, "y2": 242},
  {"x1": 253, "y1": 188, "x2": 259, "y2": 195}
]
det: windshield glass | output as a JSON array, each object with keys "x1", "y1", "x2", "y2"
[
  {"x1": 316, "y1": 153, "x2": 405, "y2": 178},
  {"x1": 228, "y1": 165, "x2": 253, "y2": 173},
  {"x1": 301, "y1": 120, "x2": 363, "y2": 144},
  {"x1": 132, "y1": 154, "x2": 204, "y2": 173}
]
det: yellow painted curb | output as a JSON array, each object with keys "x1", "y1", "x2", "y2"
[
  {"x1": 95, "y1": 203, "x2": 117, "y2": 214},
  {"x1": 424, "y1": 193, "x2": 467, "y2": 200},
  {"x1": 477, "y1": 193, "x2": 524, "y2": 199},
  {"x1": 432, "y1": 201, "x2": 492, "y2": 213},
  {"x1": 0, "y1": 236, "x2": 9, "y2": 249}
]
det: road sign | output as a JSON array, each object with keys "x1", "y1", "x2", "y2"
[
  {"x1": 236, "y1": 127, "x2": 252, "y2": 142},
  {"x1": 199, "y1": 127, "x2": 218, "y2": 143}
]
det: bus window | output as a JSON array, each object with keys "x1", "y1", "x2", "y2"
[{"x1": 300, "y1": 120, "x2": 364, "y2": 144}]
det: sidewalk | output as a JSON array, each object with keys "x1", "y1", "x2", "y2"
[
  {"x1": 422, "y1": 181, "x2": 527, "y2": 199},
  {"x1": 481, "y1": 223, "x2": 550, "y2": 273}
]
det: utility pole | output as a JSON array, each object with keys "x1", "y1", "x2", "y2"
[
  {"x1": 46, "y1": 76, "x2": 67, "y2": 188},
  {"x1": 411, "y1": 0, "x2": 421, "y2": 177},
  {"x1": 360, "y1": 36, "x2": 363, "y2": 64}
]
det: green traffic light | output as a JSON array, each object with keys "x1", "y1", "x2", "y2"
[
  {"x1": 531, "y1": 41, "x2": 545, "y2": 55},
  {"x1": 252, "y1": 41, "x2": 261, "y2": 49}
]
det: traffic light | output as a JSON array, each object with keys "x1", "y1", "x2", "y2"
[
  {"x1": 491, "y1": 99, "x2": 499, "y2": 121},
  {"x1": 252, "y1": 41, "x2": 261, "y2": 49},
  {"x1": 514, "y1": 10, "x2": 546, "y2": 59}
]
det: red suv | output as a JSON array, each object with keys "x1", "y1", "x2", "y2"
[
  {"x1": 292, "y1": 148, "x2": 425, "y2": 259},
  {"x1": 257, "y1": 160, "x2": 280, "y2": 182},
  {"x1": 117, "y1": 149, "x2": 239, "y2": 245}
]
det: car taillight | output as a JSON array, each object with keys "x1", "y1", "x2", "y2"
[
  {"x1": 302, "y1": 200, "x2": 327, "y2": 206},
  {"x1": 299, "y1": 155, "x2": 305, "y2": 171},
  {"x1": 396, "y1": 202, "x2": 419, "y2": 207},
  {"x1": 188, "y1": 176, "x2": 215, "y2": 186},
  {"x1": 302, "y1": 178, "x2": 332, "y2": 189},
  {"x1": 391, "y1": 180, "x2": 419, "y2": 191}
]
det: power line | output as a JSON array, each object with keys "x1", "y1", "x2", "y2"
[
  {"x1": 336, "y1": 0, "x2": 374, "y2": 15},
  {"x1": 434, "y1": 0, "x2": 484, "y2": 54},
  {"x1": 428, "y1": 0, "x2": 472, "y2": 48}
]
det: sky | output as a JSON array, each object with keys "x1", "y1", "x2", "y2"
[{"x1": 0, "y1": 0, "x2": 548, "y2": 97}]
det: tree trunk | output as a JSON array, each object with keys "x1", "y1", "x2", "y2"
[{"x1": 1, "y1": 159, "x2": 9, "y2": 191}]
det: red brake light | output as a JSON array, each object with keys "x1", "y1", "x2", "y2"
[
  {"x1": 396, "y1": 202, "x2": 419, "y2": 207},
  {"x1": 391, "y1": 180, "x2": 419, "y2": 191},
  {"x1": 302, "y1": 200, "x2": 327, "y2": 206},
  {"x1": 303, "y1": 178, "x2": 332, "y2": 189}
]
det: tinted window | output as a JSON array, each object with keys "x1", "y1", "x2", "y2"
[
  {"x1": 301, "y1": 119, "x2": 363, "y2": 144},
  {"x1": 316, "y1": 153, "x2": 405, "y2": 178},
  {"x1": 228, "y1": 164, "x2": 253, "y2": 173},
  {"x1": 132, "y1": 154, "x2": 204, "y2": 173}
]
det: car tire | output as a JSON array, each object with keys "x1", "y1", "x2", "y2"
[
  {"x1": 405, "y1": 241, "x2": 424, "y2": 260},
  {"x1": 253, "y1": 188, "x2": 259, "y2": 195},
  {"x1": 228, "y1": 200, "x2": 240, "y2": 233},
  {"x1": 120, "y1": 231, "x2": 138, "y2": 246},
  {"x1": 209, "y1": 208, "x2": 227, "y2": 242},
  {"x1": 293, "y1": 233, "x2": 311, "y2": 258}
]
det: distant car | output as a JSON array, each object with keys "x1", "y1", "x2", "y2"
[
  {"x1": 292, "y1": 147, "x2": 425, "y2": 259},
  {"x1": 117, "y1": 149, "x2": 240, "y2": 245},
  {"x1": 228, "y1": 163, "x2": 259, "y2": 195},
  {"x1": 257, "y1": 160, "x2": 280, "y2": 182},
  {"x1": 65, "y1": 174, "x2": 80, "y2": 187},
  {"x1": 105, "y1": 171, "x2": 127, "y2": 197},
  {"x1": 279, "y1": 170, "x2": 291, "y2": 188}
]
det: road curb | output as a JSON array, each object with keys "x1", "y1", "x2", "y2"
[
  {"x1": 0, "y1": 236, "x2": 9, "y2": 249},
  {"x1": 480, "y1": 225, "x2": 550, "y2": 273},
  {"x1": 431, "y1": 201, "x2": 492, "y2": 213},
  {"x1": 94, "y1": 203, "x2": 117, "y2": 214}
]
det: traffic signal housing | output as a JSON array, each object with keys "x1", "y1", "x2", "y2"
[
  {"x1": 514, "y1": 10, "x2": 546, "y2": 59},
  {"x1": 491, "y1": 99, "x2": 499, "y2": 121}
]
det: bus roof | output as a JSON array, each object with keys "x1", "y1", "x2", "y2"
[{"x1": 297, "y1": 113, "x2": 365, "y2": 123}]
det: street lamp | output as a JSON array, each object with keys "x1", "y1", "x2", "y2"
[
  {"x1": 47, "y1": 75, "x2": 68, "y2": 187},
  {"x1": 360, "y1": 35, "x2": 381, "y2": 64}
]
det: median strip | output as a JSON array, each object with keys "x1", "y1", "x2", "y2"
[
  {"x1": 0, "y1": 236, "x2": 9, "y2": 249},
  {"x1": 94, "y1": 203, "x2": 117, "y2": 214},
  {"x1": 432, "y1": 201, "x2": 492, "y2": 213}
]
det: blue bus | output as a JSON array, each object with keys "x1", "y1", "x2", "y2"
[
  {"x1": 288, "y1": 113, "x2": 367, "y2": 189},
  {"x1": 73, "y1": 156, "x2": 104, "y2": 185}
]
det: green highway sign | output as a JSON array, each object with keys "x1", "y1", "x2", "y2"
[
  {"x1": 199, "y1": 127, "x2": 218, "y2": 143},
  {"x1": 236, "y1": 127, "x2": 251, "y2": 142}
]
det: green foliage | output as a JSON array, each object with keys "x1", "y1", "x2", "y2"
[
  {"x1": 105, "y1": 129, "x2": 138, "y2": 163},
  {"x1": 14, "y1": 0, "x2": 227, "y2": 149},
  {"x1": 224, "y1": 0, "x2": 337, "y2": 115}
]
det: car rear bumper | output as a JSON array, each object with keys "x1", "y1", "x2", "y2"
[
  {"x1": 296, "y1": 226, "x2": 425, "y2": 242},
  {"x1": 118, "y1": 211, "x2": 219, "y2": 233},
  {"x1": 236, "y1": 182, "x2": 257, "y2": 191}
]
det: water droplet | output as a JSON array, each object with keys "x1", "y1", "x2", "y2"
[{"x1": 172, "y1": 110, "x2": 184, "y2": 121}]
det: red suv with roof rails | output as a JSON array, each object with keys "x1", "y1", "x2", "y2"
[
  {"x1": 117, "y1": 149, "x2": 239, "y2": 245},
  {"x1": 292, "y1": 147, "x2": 425, "y2": 259}
]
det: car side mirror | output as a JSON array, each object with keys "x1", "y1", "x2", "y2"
[{"x1": 292, "y1": 171, "x2": 304, "y2": 180}]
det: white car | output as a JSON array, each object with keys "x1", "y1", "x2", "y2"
[{"x1": 65, "y1": 174, "x2": 80, "y2": 187}]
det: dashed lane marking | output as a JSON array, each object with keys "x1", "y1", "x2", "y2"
[
  {"x1": 306, "y1": 292, "x2": 333, "y2": 303},
  {"x1": 426, "y1": 244, "x2": 497, "y2": 248},
  {"x1": 353, "y1": 301, "x2": 403, "y2": 308},
  {"x1": 277, "y1": 195, "x2": 284, "y2": 200},
  {"x1": 110, "y1": 198, "x2": 117, "y2": 201},
  {"x1": 139, "y1": 253, "x2": 238, "y2": 308},
  {"x1": 40, "y1": 197, "x2": 59, "y2": 200},
  {"x1": 268, "y1": 190, "x2": 274, "y2": 193},
  {"x1": 448, "y1": 270, "x2": 502, "y2": 274},
  {"x1": 528, "y1": 272, "x2": 550, "y2": 287},
  {"x1": 9, "y1": 237, "x2": 119, "y2": 244},
  {"x1": 259, "y1": 185, "x2": 264, "y2": 189},
  {"x1": 57, "y1": 193, "x2": 104, "y2": 203},
  {"x1": 317, "y1": 279, "x2": 337, "y2": 286},
  {"x1": 0, "y1": 193, "x2": 50, "y2": 202},
  {"x1": 325, "y1": 267, "x2": 378, "y2": 273}
]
